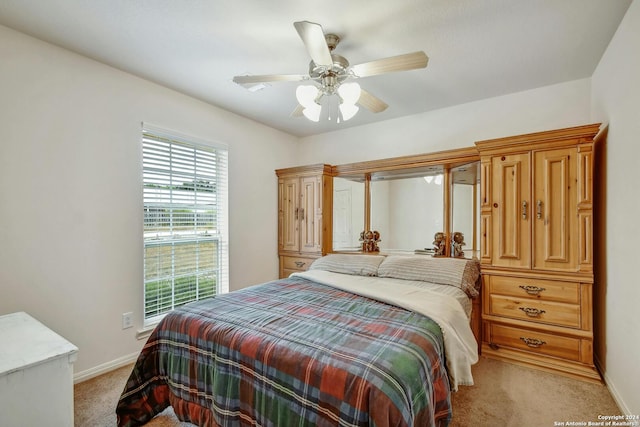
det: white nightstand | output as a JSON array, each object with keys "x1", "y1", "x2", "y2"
[{"x1": 0, "y1": 311, "x2": 78, "y2": 426}]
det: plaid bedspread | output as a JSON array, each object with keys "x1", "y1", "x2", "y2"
[{"x1": 116, "y1": 276, "x2": 452, "y2": 427}]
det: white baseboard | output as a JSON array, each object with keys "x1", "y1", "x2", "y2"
[
  {"x1": 595, "y1": 355, "x2": 631, "y2": 415},
  {"x1": 73, "y1": 352, "x2": 139, "y2": 384},
  {"x1": 602, "y1": 371, "x2": 631, "y2": 415}
]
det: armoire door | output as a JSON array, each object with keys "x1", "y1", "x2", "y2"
[
  {"x1": 280, "y1": 177, "x2": 299, "y2": 252},
  {"x1": 491, "y1": 153, "x2": 531, "y2": 269},
  {"x1": 299, "y1": 175, "x2": 320, "y2": 253},
  {"x1": 533, "y1": 147, "x2": 579, "y2": 271}
]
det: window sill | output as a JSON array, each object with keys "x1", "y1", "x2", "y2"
[{"x1": 136, "y1": 325, "x2": 156, "y2": 341}]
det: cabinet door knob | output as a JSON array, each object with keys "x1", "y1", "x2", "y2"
[{"x1": 522, "y1": 200, "x2": 528, "y2": 220}]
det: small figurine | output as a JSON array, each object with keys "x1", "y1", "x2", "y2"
[
  {"x1": 433, "y1": 232, "x2": 446, "y2": 256},
  {"x1": 452, "y1": 231, "x2": 465, "y2": 258},
  {"x1": 360, "y1": 230, "x2": 381, "y2": 252}
]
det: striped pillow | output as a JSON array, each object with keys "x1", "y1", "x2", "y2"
[
  {"x1": 378, "y1": 255, "x2": 481, "y2": 298},
  {"x1": 309, "y1": 254, "x2": 386, "y2": 277}
]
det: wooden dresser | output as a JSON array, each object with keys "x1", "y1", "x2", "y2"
[
  {"x1": 276, "y1": 164, "x2": 333, "y2": 278},
  {"x1": 475, "y1": 124, "x2": 601, "y2": 382}
]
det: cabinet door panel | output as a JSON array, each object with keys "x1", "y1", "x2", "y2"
[
  {"x1": 480, "y1": 213, "x2": 492, "y2": 262},
  {"x1": 480, "y1": 160, "x2": 492, "y2": 209},
  {"x1": 491, "y1": 153, "x2": 531, "y2": 269},
  {"x1": 533, "y1": 148, "x2": 578, "y2": 271},
  {"x1": 479, "y1": 160, "x2": 492, "y2": 263},
  {"x1": 577, "y1": 149, "x2": 594, "y2": 272},
  {"x1": 280, "y1": 177, "x2": 299, "y2": 252},
  {"x1": 299, "y1": 176, "x2": 320, "y2": 253}
]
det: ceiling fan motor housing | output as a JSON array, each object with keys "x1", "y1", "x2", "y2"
[{"x1": 309, "y1": 53, "x2": 350, "y2": 94}]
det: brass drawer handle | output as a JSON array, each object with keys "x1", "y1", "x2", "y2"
[
  {"x1": 519, "y1": 285, "x2": 546, "y2": 295},
  {"x1": 537, "y1": 200, "x2": 543, "y2": 220},
  {"x1": 522, "y1": 200, "x2": 528, "y2": 220},
  {"x1": 520, "y1": 337, "x2": 546, "y2": 348},
  {"x1": 519, "y1": 307, "x2": 546, "y2": 318},
  {"x1": 294, "y1": 261, "x2": 306, "y2": 268}
]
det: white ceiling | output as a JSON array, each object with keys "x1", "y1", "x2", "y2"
[{"x1": 0, "y1": 0, "x2": 632, "y2": 137}]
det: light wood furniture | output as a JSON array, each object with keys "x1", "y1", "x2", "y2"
[
  {"x1": 475, "y1": 123, "x2": 601, "y2": 382},
  {"x1": 0, "y1": 312, "x2": 78, "y2": 426},
  {"x1": 276, "y1": 164, "x2": 333, "y2": 278}
]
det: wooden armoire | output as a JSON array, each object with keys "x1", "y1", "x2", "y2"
[
  {"x1": 276, "y1": 164, "x2": 333, "y2": 278},
  {"x1": 475, "y1": 123, "x2": 601, "y2": 382}
]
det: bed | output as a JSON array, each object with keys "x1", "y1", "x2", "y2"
[{"x1": 116, "y1": 254, "x2": 480, "y2": 427}]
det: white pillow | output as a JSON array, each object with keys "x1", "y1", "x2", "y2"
[
  {"x1": 309, "y1": 254, "x2": 386, "y2": 277},
  {"x1": 377, "y1": 255, "x2": 481, "y2": 298}
]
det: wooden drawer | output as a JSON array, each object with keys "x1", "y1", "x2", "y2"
[
  {"x1": 282, "y1": 256, "x2": 314, "y2": 271},
  {"x1": 488, "y1": 294, "x2": 580, "y2": 328},
  {"x1": 281, "y1": 269, "x2": 298, "y2": 278},
  {"x1": 486, "y1": 323, "x2": 581, "y2": 362},
  {"x1": 488, "y1": 275, "x2": 579, "y2": 304}
]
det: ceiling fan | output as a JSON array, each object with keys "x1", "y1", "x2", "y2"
[{"x1": 233, "y1": 21, "x2": 429, "y2": 122}]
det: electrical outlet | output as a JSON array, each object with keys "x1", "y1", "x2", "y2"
[{"x1": 122, "y1": 312, "x2": 133, "y2": 329}]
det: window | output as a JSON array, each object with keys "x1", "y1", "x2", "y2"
[{"x1": 142, "y1": 124, "x2": 228, "y2": 326}]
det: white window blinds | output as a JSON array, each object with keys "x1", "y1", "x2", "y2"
[{"x1": 142, "y1": 124, "x2": 228, "y2": 325}]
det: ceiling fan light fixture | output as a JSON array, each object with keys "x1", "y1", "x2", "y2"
[
  {"x1": 296, "y1": 85, "x2": 320, "y2": 108},
  {"x1": 234, "y1": 20, "x2": 430, "y2": 125},
  {"x1": 302, "y1": 102, "x2": 322, "y2": 122},
  {"x1": 339, "y1": 103, "x2": 359, "y2": 121},
  {"x1": 338, "y1": 82, "x2": 361, "y2": 105}
]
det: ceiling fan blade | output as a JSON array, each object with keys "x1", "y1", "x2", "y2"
[
  {"x1": 358, "y1": 88, "x2": 388, "y2": 113},
  {"x1": 233, "y1": 74, "x2": 307, "y2": 85},
  {"x1": 290, "y1": 104, "x2": 304, "y2": 117},
  {"x1": 294, "y1": 21, "x2": 333, "y2": 67},
  {"x1": 351, "y1": 51, "x2": 429, "y2": 77}
]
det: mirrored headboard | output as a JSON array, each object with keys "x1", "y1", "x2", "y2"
[{"x1": 331, "y1": 147, "x2": 480, "y2": 258}]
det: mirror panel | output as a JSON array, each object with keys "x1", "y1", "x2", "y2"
[
  {"x1": 451, "y1": 162, "x2": 480, "y2": 258},
  {"x1": 332, "y1": 177, "x2": 365, "y2": 251},
  {"x1": 331, "y1": 147, "x2": 480, "y2": 257},
  {"x1": 370, "y1": 171, "x2": 444, "y2": 253}
]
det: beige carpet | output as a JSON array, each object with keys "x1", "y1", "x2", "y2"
[{"x1": 75, "y1": 356, "x2": 621, "y2": 427}]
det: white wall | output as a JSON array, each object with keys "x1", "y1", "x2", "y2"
[
  {"x1": 0, "y1": 25, "x2": 298, "y2": 376},
  {"x1": 297, "y1": 78, "x2": 592, "y2": 165},
  {"x1": 591, "y1": 0, "x2": 640, "y2": 415}
]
